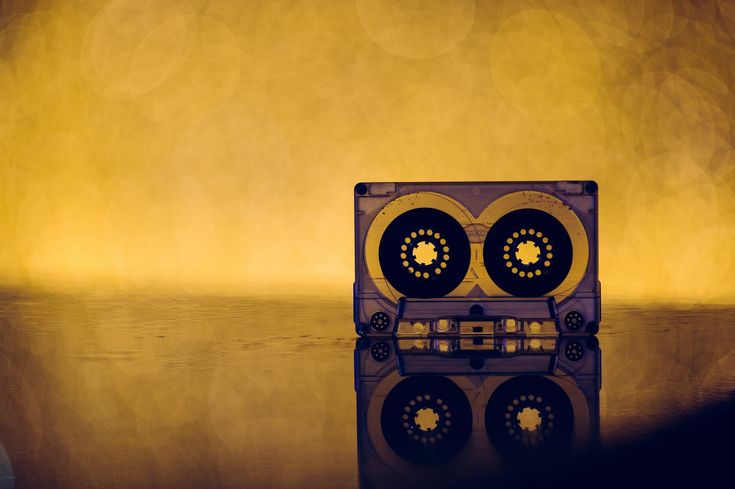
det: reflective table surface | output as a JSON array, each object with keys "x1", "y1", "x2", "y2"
[{"x1": 1, "y1": 290, "x2": 734, "y2": 488}]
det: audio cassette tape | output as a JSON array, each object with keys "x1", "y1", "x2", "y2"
[
  {"x1": 353, "y1": 181, "x2": 600, "y2": 335},
  {"x1": 354, "y1": 335, "x2": 601, "y2": 488}
]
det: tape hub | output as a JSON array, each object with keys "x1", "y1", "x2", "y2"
[
  {"x1": 381, "y1": 375, "x2": 472, "y2": 464},
  {"x1": 515, "y1": 240, "x2": 541, "y2": 265},
  {"x1": 484, "y1": 209, "x2": 573, "y2": 296},
  {"x1": 412, "y1": 240, "x2": 438, "y2": 266},
  {"x1": 379, "y1": 208, "x2": 470, "y2": 298},
  {"x1": 517, "y1": 407, "x2": 542, "y2": 431},
  {"x1": 414, "y1": 407, "x2": 440, "y2": 431}
]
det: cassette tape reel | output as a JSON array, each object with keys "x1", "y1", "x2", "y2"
[
  {"x1": 355, "y1": 336, "x2": 601, "y2": 488},
  {"x1": 354, "y1": 182, "x2": 600, "y2": 335}
]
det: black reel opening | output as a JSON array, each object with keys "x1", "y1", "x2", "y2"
[
  {"x1": 484, "y1": 375, "x2": 574, "y2": 460},
  {"x1": 381, "y1": 375, "x2": 473, "y2": 465},
  {"x1": 483, "y1": 209, "x2": 573, "y2": 297},
  {"x1": 379, "y1": 208, "x2": 471, "y2": 298}
]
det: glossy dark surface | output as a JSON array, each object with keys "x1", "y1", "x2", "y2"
[{"x1": 0, "y1": 290, "x2": 734, "y2": 488}]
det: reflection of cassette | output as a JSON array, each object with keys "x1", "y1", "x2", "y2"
[
  {"x1": 0, "y1": 442, "x2": 13, "y2": 489},
  {"x1": 353, "y1": 182, "x2": 600, "y2": 335},
  {"x1": 355, "y1": 336, "x2": 601, "y2": 488}
]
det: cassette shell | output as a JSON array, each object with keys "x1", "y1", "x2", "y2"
[{"x1": 354, "y1": 181, "x2": 600, "y2": 335}]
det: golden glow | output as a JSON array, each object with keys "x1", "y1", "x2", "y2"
[
  {"x1": 0, "y1": 1, "x2": 734, "y2": 303},
  {"x1": 490, "y1": 9, "x2": 601, "y2": 120}
]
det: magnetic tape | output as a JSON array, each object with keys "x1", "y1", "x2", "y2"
[{"x1": 354, "y1": 181, "x2": 600, "y2": 335}]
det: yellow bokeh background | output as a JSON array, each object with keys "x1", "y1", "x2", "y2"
[{"x1": 1, "y1": 0, "x2": 735, "y2": 303}]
